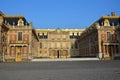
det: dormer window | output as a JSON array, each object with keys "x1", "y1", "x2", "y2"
[
  {"x1": 104, "y1": 19, "x2": 110, "y2": 26},
  {"x1": 17, "y1": 18, "x2": 24, "y2": 26}
]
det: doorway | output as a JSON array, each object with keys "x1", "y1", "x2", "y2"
[
  {"x1": 16, "y1": 46, "x2": 22, "y2": 62},
  {"x1": 57, "y1": 50, "x2": 60, "y2": 58},
  {"x1": 108, "y1": 45, "x2": 112, "y2": 60}
]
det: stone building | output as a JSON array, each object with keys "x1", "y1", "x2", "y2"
[
  {"x1": 36, "y1": 28, "x2": 84, "y2": 58},
  {"x1": 1, "y1": 11, "x2": 120, "y2": 61},
  {"x1": 78, "y1": 12, "x2": 120, "y2": 60},
  {"x1": 0, "y1": 11, "x2": 9, "y2": 62},
  {"x1": 0, "y1": 11, "x2": 39, "y2": 62}
]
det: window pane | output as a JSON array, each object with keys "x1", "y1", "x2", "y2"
[{"x1": 18, "y1": 32, "x2": 22, "y2": 41}]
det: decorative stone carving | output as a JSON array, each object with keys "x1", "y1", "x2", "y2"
[
  {"x1": 112, "y1": 22, "x2": 114, "y2": 26},
  {"x1": 13, "y1": 22, "x2": 15, "y2": 26},
  {"x1": 5, "y1": 20, "x2": 7, "y2": 24},
  {"x1": 95, "y1": 22, "x2": 100, "y2": 29},
  {"x1": 17, "y1": 18, "x2": 24, "y2": 26},
  {"x1": 104, "y1": 19, "x2": 110, "y2": 26},
  {"x1": 29, "y1": 22, "x2": 33, "y2": 26},
  {"x1": 57, "y1": 29, "x2": 61, "y2": 33}
]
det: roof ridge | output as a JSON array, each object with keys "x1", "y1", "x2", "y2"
[{"x1": 4, "y1": 15, "x2": 24, "y2": 18}]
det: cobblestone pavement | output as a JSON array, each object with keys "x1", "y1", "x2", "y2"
[{"x1": 0, "y1": 60, "x2": 120, "y2": 80}]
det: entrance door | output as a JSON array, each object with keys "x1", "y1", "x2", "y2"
[
  {"x1": 16, "y1": 47, "x2": 22, "y2": 62},
  {"x1": 109, "y1": 46, "x2": 112, "y2": 60},
  {"x1": 57, "y1": 50, "x2": 60, "y2": 58}
]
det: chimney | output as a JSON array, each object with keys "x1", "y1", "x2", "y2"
[{"x1": 111, "y1": 12, "x2": 116, "y2": 16}]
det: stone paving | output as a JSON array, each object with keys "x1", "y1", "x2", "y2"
[
  {"x1": 32, "y1": 58, "x2": 99, "y2": 62},
  {"x1": 0, "y1": 60, "x2": 120, "y2": 80}
]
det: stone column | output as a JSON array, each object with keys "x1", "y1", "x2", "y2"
[
  {"x1": 22, "y1": 45, "x2": 23, "y2": 57},
  {"x1": 0, "y1": 27, "x2": 1, "y2": 54},
  {"x1": 14, "y1": 46, "x2": 16, "y2": 57},
  {"x1": 116, "y1": 45, "x2": 118, "y2": 54},
  {"x1": 98, "y1": 30, "x2": 102, "y2": 59},
  {"x1": 103, "y1": 45, "x2": 105, "y2": 55},
  {"x1": 107, "y1": 45, "x2": 108, "y2": 55},
  {"x1": 15, "y1": 45, "x2": 17, "y2": 60},
  {"x1": 0, "y1": 27, "x2": 3, "y2": 61},
  {"x1": 111, "y1": 45, "x2": 113, "y2": 59},
  {"x1": 68, "y1": 49, "x2": 70, "y2": 58}
]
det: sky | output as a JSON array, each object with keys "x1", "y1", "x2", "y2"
[{"x1": 0, "y1": 0, "x2": 120, "y2": 29}]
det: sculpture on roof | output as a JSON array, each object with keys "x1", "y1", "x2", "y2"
[
  {"x1": 104, "y1": 19, "x2": 110, "y2": 26},
  {"x1": 17, "y1": 18, "x2": 24, "y2": 26}
]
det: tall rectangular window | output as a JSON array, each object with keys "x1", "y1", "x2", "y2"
[
  {"x1": 44, "y1": 43, "x2": 47, "y2": 48},
  {"x1": 18, "y1": 32, "x2": 22, "y2": 41},
  {"x1": 75, "y1": 42, "x2": 78, "y2": 49},
  {"x1": 51, "y1": 43, "x2": 55, "y2": 48},
  {"x1": 40, "y1": 42, "x2": 42, "y2": 48},
  {"x1": 107, "y1": 32, "x2": 112, "y2": 41}
]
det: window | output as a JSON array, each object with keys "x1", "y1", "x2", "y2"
[
  {"x1": 75, "y1": 42, "x2": 78, "y2": 49},
  {"x1": 40, "y1": 51, "x2": 42, "y2": 53},
  {"x1": 18, "y1": 32, "x2": 22, "y2": 41},
  {"x1": 107, "y1": 32, "x2": 112, "y2": 41},
  {"x1": 51, "y1": 43, "x2": 55, "y2": 48},
  {"x1": 44, "y1": 43, "x2": 47, "y2": 48},
  {"x1": 72, "y1": 33, "x2": 74, "y2": 36},
  {"x1": 18, "y1": 19, "x2": 24, "y2": 26},
  {"x1": 51, "y1": 35, "x2": 55, "y2": 40},
  {"x1": 23, "y1": 34, "x2": 29, "y2": 41},
  {"x1": 62, "y1": 42, "x2": 66, "y2": 48},
  {"x1": 38, "y1": 33, "x2": 40, "y2": 36},
  {"x1": 40, "y1": 42, "x2": 42, "y2": 48},
  {"x1": 24, "y1": 47, "x2": 27, "y2": 54},
  {"x1": 112, "y1": 34, "x2": 117, "y2": 41},
  {"x1": 57, "y1": 35, "x2": 60, "y2": 40},
  {"x1": 63, "y1": 35, "x2": 66, "y2": 40},
  {"x1": 57, "y1": 43, "x2": 61, "y2": 48},
  {"x1": 71, "y1": 43, "x2": 74, "y2": 49}
]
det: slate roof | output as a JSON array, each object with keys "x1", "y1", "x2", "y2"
[
  {"x1": 0, "y1": 11, "x2": 29, "y2": 26},
  {"x1": 96, "y1": 16, "x2": 120, "y2": 26},
  {"x1": 3, "y1": 16, "x2": 29, "y2": 26}
]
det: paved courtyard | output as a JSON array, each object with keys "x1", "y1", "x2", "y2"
[{"x1": 0, "y1": 60, "x2": 120, "y2": 80}]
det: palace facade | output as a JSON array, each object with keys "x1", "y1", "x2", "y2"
[
  {"x1": 0, "y1": 11, "x2": 39, "y2": 62},
  {"x1": 78, "y1": 12, "x2": 120, "y2": 60},
  {"x1": 36, "y1": 28, "x2": 84, "y2": 58},
  {"x1": 0, "y1": 12, "x2": 9, "y2": 62},
  {"x1": 0, "y1": 11, "x2": 120, "y2": 62}
]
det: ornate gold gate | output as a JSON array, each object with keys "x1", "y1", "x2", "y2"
[{"x1": 16, "y1": 47, "x2": 22, "y2": 62}]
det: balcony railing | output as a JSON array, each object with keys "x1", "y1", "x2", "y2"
[
  {"x1": 10, "y1": 40, "x2": 29, "y2": 44},
  {"x1": 9, "y1": 25, "x2": 33, "y2": 29}
]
